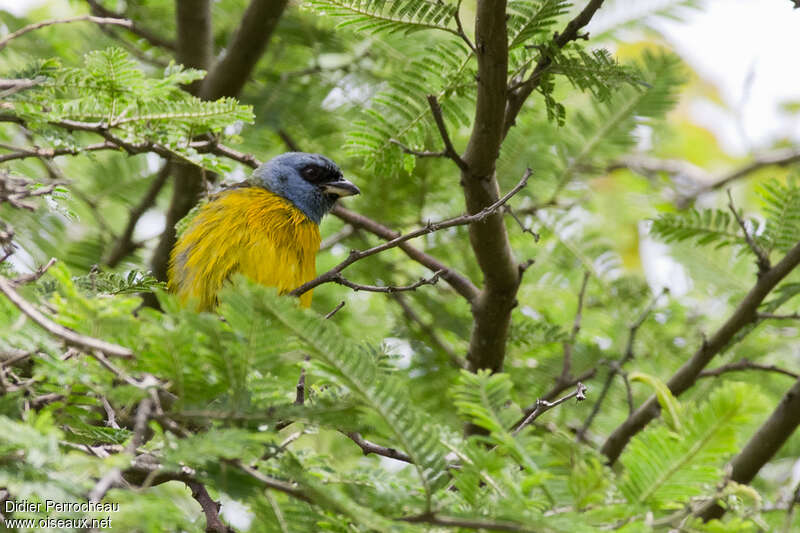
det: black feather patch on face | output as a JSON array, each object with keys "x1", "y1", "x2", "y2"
[{"x1": 300, "y1": 162, "x2": 343, "y2": 185}]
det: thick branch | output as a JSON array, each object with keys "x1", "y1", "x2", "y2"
[
  {"x1": 697, "y1": 376, "x2": 800, "y2": 521},
  {"x1": 186, "y1": 480, "x2": 234, "y2": 533},
  {"x1": 106, "y1": 163, "x2": 171, "y2": 267},
  {"x1": 199, "y1": 0, "x2": 289, "y2": 100},
  {"x1": 459, "y1": 0, "x2": 518, "y2": 374},
  {"x1": 601, "y1": 239, "x2": 800, "y2": 464}
]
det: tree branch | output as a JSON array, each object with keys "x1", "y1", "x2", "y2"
[
  {"x1": 331, "y1": 205, "x2": 480, "y2": 302},
  {"x1": 84, "y1": 0, "x2": 176, "y2": 50},
  {"x1": 0, "y1": 275, "x2": 134, "y2": 359},
  {"x1": 457, "y1": 0, "x2": 523, "y2": 376},
  {"x1": 503, "y1": 0, "x2": 607, "y2": 137},
  {"x1": 330, "y1": 270, "x2": 443, "y2": 293},
  {"x1": 186, "y1": 480, "x2": 235, "y2": 533},
  {"x1": 698, "y1": 359, "x2": 799, "y2": 380},
  {"x1": 0, "y1": 141, "x2": 116, "y2": 164},
  {"x1": 601, "y1": 239, "x2": 800, "y2": 464},
  {"x1": 513, "y1": 382, "x2": 588, "y2": 435},
  {"x1": 727, "y1": 189, "x2": 770, "y2": 274},
  {"x1": 105, "y1": 163, "x2": 172, "y2": 267},
  {"x1": 198, "y1": 0, "x2": 289, "y2": 101},
  {"x1": 345, "y1": 432, "x2": 413, "y2": 463},
  {"x1": 560, "y1": 271, "x2": 590, "y2": 384},
  {"x1": 578, "y1": 289, "x2": 665, "y2": 438},
  {"x1": 390, "y1": 293, "x2": 466, "y2": 369},
  {"x1": 0, "y1": 15, "x2": 134, "y2": 50},
  {"x1": 427, "y1": 95, "x2": 468, "y2": 171},
  {"x1": 291, "y1": 170, "x2": 531, "y2": 298},
  {"x1": 399, "y1": 511, "x2": 535, "y2": 532}
]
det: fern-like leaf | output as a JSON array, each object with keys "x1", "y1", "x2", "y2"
[
  {"x1": 507, "y1": 0, "x2": 571, "y2": 49},
  {"x1": 306, "y1": 0, "x2": 459, "y2": 35},
  {"x1": 619, "y1": 382, "x2": 760, "y2": 509},
  {"x1": 345, "y1": 39, "x2": 473, "y2": 174},
  {"x1": 650, "y1": 208, "x2": 746, "y2": 249},
  {"x1": 228, "y1": 280, "x2": 448, "y2": 505},
  {"x1": 759, "y1": 176, "x2": 800, "y2": 255}
]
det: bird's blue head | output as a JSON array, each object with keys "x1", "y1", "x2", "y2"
[{"x1": 249, "y1": 152, "x2": 360, "y2": 224}]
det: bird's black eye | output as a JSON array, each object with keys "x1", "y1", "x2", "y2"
[{"x1": 302, "y1": 165, "x2": 323, "y2": 182}]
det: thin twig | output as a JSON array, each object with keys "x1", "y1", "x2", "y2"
[
  {"x1": 453, "y1": 0, "x2": 476, "y2": 53},
  {"x1": 106, "y1": 163, "x2": 171, "y2": 267},
  {"x1": 101, "y1": 396, "x2": 121, "y2": 429},
  {"x1": 10, "y1": 258, "x2": 57, "y2": 285},
  {"x1": 427, "y1": 95, "x2": 468, "y2": 171},
  {"x1": 345, "y1": 432, "x2": 413, "y2": 463},
  {"x1": 389, "y1": 138, "x2": 447, "y2": 159},
  {"x1": 390, "y1": 293, "x2": 466, "y2": 369},
  {"x1": 291, "y1": 169, "x2": 531, "y2": 297},
  {"x1": 560, "y1": 271, "x2": 590, "y2": 383},
  {"x1": 698, "y1": 359, "x2": 799, "y2": 380},
  {"x1": 331, "y1": 270, "x2": 444, "y2": 294},
  {"x1": 323, "y1": 301, "x2": 346, "y2": 320},
  {"x1": 399, "y1": 511, "x2": 535, "y2": 532},
  {"x1": 0, "y1": 15, "x2": 134, "y2": 50},
  {"x1": 0, "y1": 142, "x2": 115, "y2": 164},
  {"x1": 89, "y1": 398, "x2": 151, "y2": 503},
  {"x1": 0, "y1": 275, "x2": 134, "y2": 358},
  {"x1": 759, "y1": 312, "x2": 800, "y2": 320},
  {"x1": 513, "y1": 382, "x2": 588, "y2": 436},
  {"x1": 504, "y1": 206, "x2": 540, "y2": 241},
  {"x1": 331, "y1": 205, "x2": 480, "y2": 302},
  {"x1": 578, "y1": 289, "x2": 665, "y2": 438},
  {"x1": 84, "y1": 0, "x2": 176, "y2": 50},
  {"x1": 727, "y1": 189, "x2": 770, "y2": 274}
]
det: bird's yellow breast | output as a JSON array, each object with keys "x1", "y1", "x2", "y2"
[{"x1": 168, "y1": 187, "x2": 321, "y2": 310}]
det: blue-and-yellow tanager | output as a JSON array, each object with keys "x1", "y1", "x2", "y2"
[{"x1": 168, "y1": 152, "x2": 360, "y2": 310}]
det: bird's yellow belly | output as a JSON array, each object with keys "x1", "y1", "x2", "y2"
[{"x1": 168, "y1": 188, "x2": 321, "y2": 310}]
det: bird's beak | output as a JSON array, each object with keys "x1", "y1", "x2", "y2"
[{"x1": 321, "y1": 179, "x2": 360, "y2": 197}]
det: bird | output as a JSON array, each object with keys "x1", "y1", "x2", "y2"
[{"x1": 168, "y1": 152, "x2": 360, "y2": 310}]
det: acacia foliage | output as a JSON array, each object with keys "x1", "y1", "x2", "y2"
[{"x1": 1, "y1": 1, "x2": 800, "y2": 532}]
